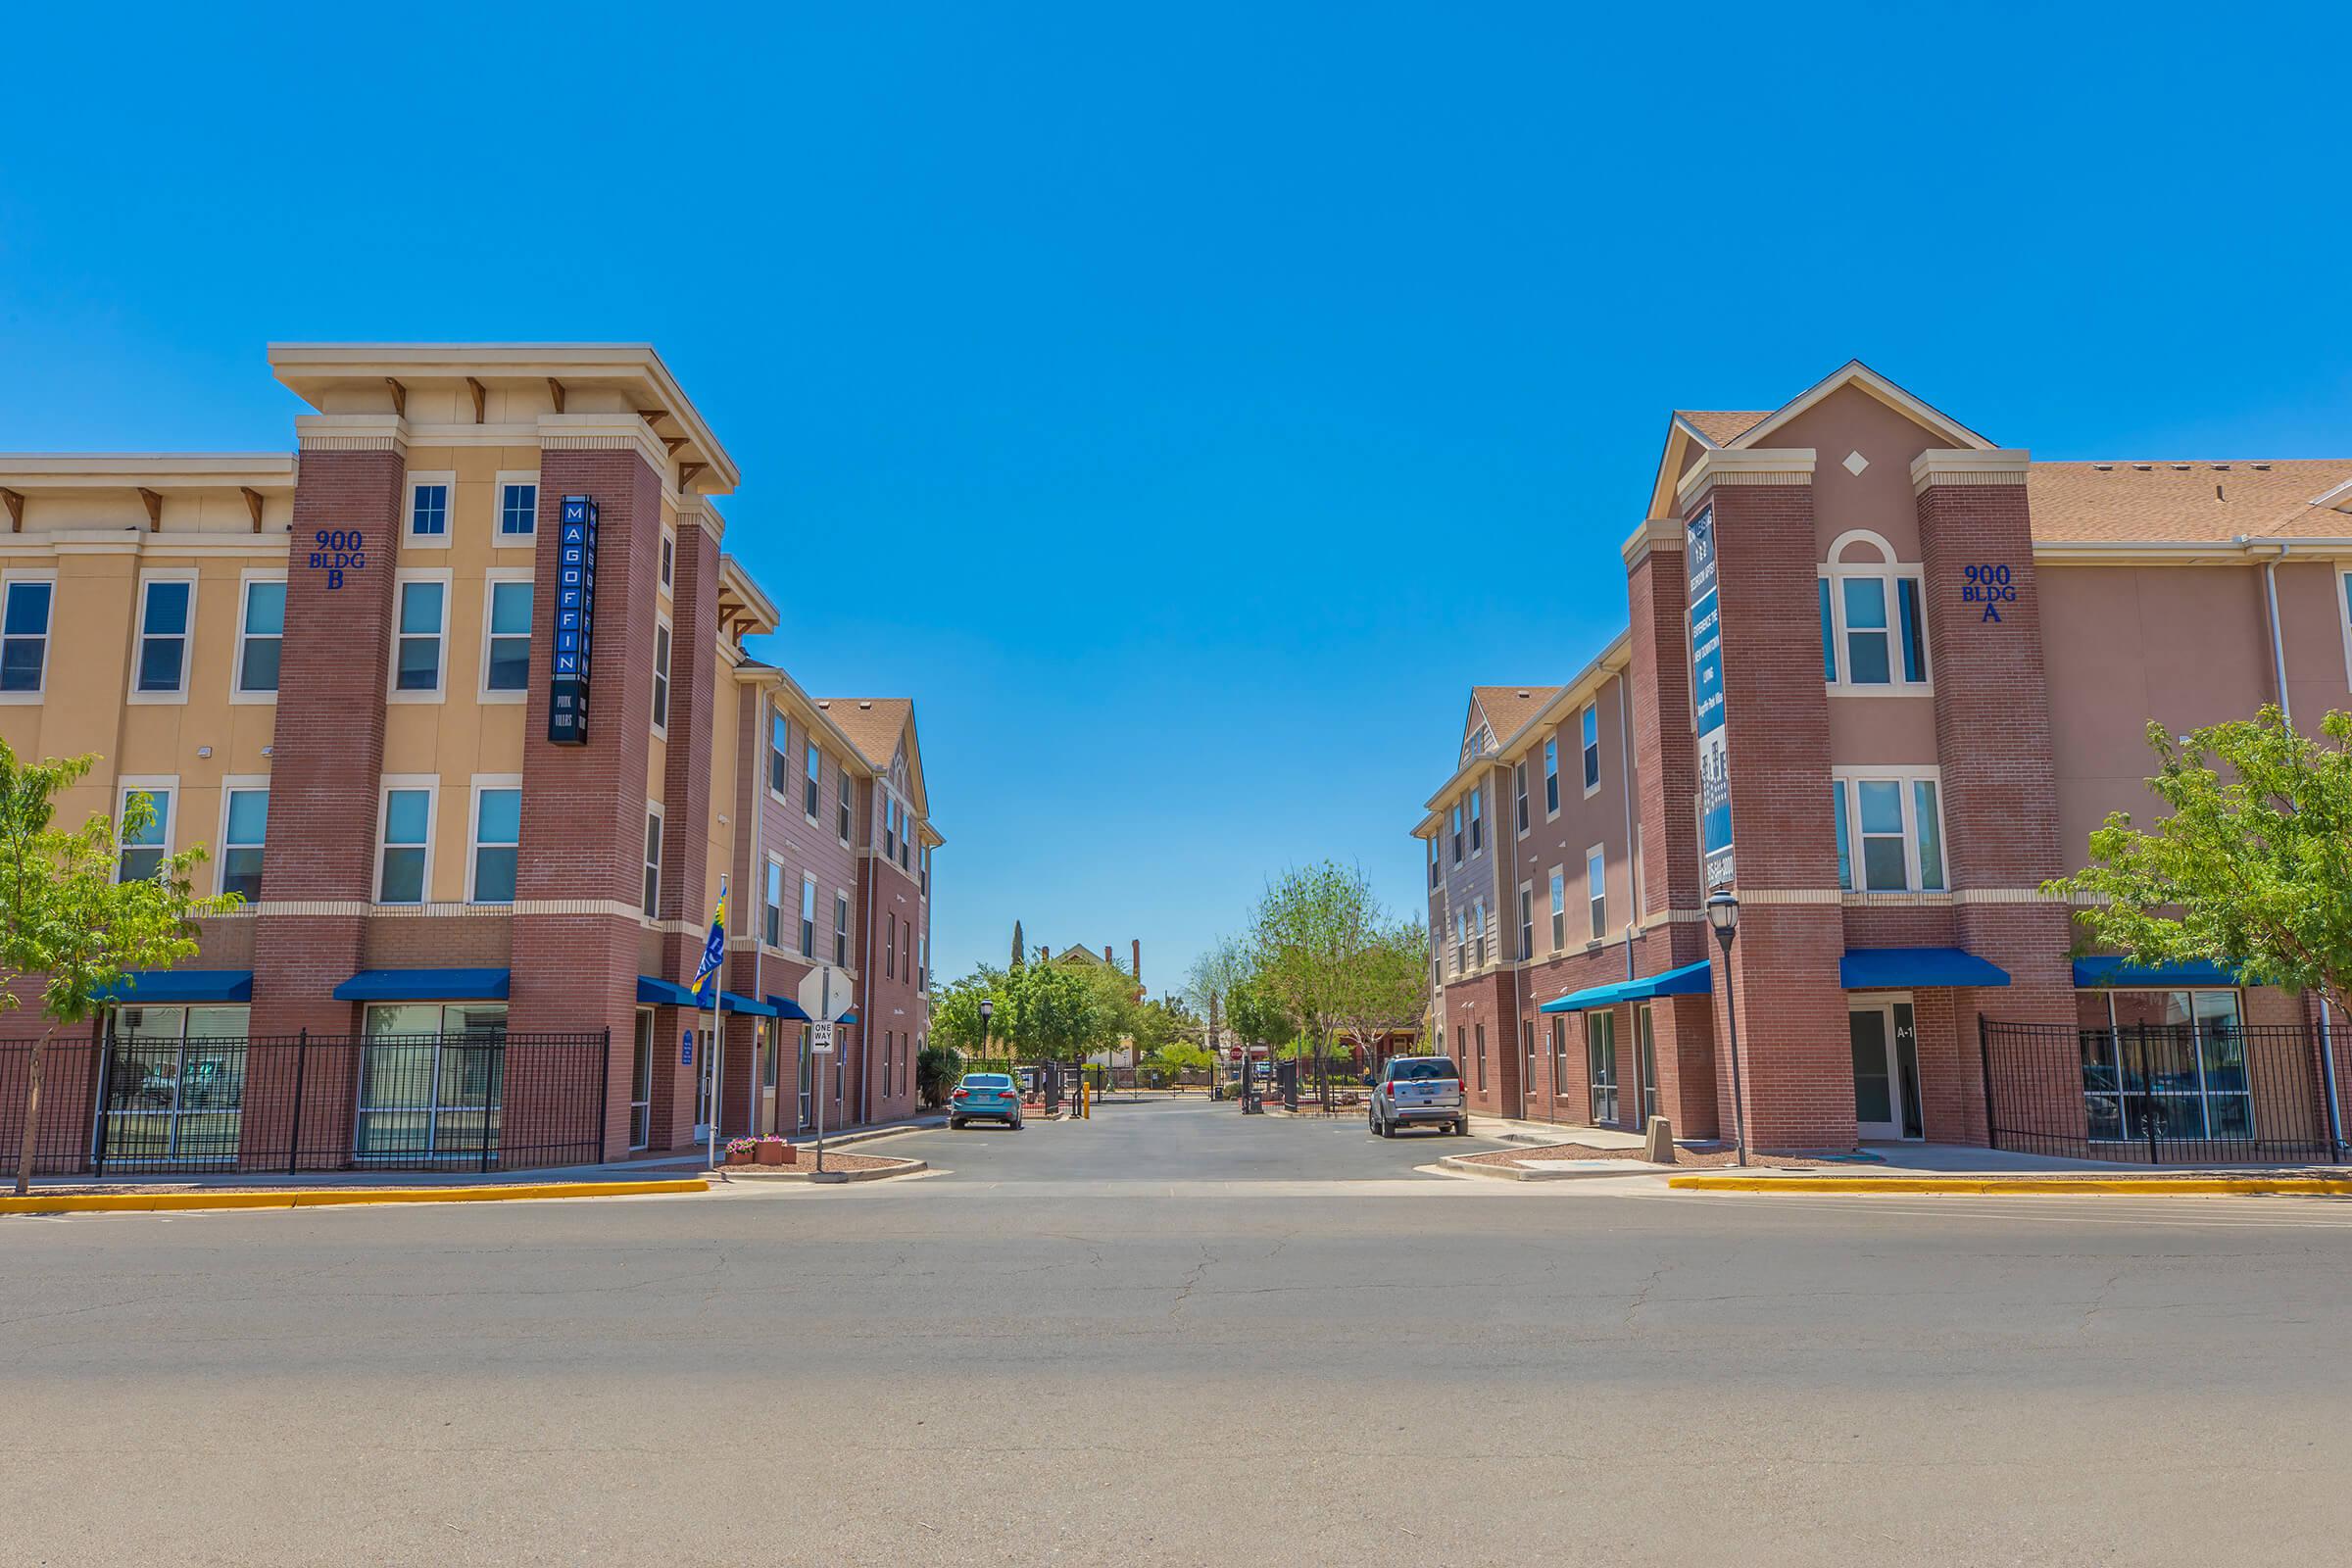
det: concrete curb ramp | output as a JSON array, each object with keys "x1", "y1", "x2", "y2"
[
  {"x1": 0, "y1": 1178, "x2": 710, "y2": 1216},
  {"x1": 1441, "y1": 1154, "x2": 1667, "y2": 1182},
  {"x1": 711, "y1": 1159, "x2": 927, "y2": 1184},
  {"x1": 1668, "y1": 1174, "x2": 2352, "y2": 1197}
]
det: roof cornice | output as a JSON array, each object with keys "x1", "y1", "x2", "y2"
[
  {"x1": 1675, "y1": 447, "x2": 1816, "y2": 510},
  {"x1": 1418, "y1": 631, "x2": 1635, "y2": 815}
]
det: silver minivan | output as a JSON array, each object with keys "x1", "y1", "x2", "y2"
[{"x1": 1369, "y1": 1056, "x2": 1470, "y2": 1137}]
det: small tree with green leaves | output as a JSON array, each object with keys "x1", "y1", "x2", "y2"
[
  {"x1": 1, "y1": 744, "x2": 236, "y2": 1195},
  {"x1": 1002, "y1": 956, "x2": 1097, "y2": 1063},
  {"x1": 2047, "y1": 709, "x2": 2352, "y2": 1018},
  {"x1": 931, "y1": 967, "x2": 1008, "y2": 1057}
]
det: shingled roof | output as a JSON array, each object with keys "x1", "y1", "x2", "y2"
[
  {"x1": 2028, "y1": 460, "x2": 2352, "y2": 545},
  {"x1": 813, "y1": 697, "x2": 911, "y2": 768},
  {"x1": 1470, "y1": 685, "x2": 1562, "y2": 746}
]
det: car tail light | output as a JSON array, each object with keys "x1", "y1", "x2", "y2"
[{"x1": 952, "y1": 1089, "x2": 967, "y2": 1100}]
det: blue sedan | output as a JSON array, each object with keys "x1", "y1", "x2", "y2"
[{"x1": 949, "y1": 1072, "x2": 1025, "y2": 1130}]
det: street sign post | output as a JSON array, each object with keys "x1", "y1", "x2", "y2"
[{"x1": 797, "y1": 967, "x2": 853, "y2": 1173}]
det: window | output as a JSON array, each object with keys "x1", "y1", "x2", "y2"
[
  {"x1": 1450, "y1": 804, "x2": 1463, "y2": 864},
  {"x1": 805, "y1": 743, "x2": 821, "y2": 820},
  {"x1": 378, "y1": 785, "x2": 432, "y2": 903},
  {"x1": 1543, "y1": 737, "x2": 1559, "y2": 815},
  {"x1": 1427, "y1": 837, "x2": 1439, "y2": 890},
  {"x1": 660, "y1": 527, "x2": 675, "y2": 593},
  {"x1": 1472, "y1": 899, "x2": 1487, "y2": 968},
  {"x1": 764, "y1": 858, "x2": 785, "y2": 947},
  {"x1": 833, "y1": 891, "x2": 850, "y2": 965},
  {"x1": 220, "y1": 786, "x2": 268, "y2": 902},
  {"x1": 1514, "y1": 762, "x2": 1529, "y2": 835},
  {"x1": 407, "y1": 478, "x2": 451, "y2": 541},
  {"x1": 358, "y1": 1004, "x2": 508, "y2": 1159},
  {"x1": 1451, "y1": 910, "x2": 1466, "y2": 974},
  {"x1": 1, "y1": 576, "x2": 53, "y2": 695},
  {"x1": 642, "y1": 804, "x2": 663, "y2": 918},
  {"x1": 1587, "y1": 846, "x2": 1606, "y2": 940},
  {"x1": 1581, "y1": 704, "x2": 1600, "y2": 793},
  {"x1": 770, "y1": 711, "x2": 790, "y2": 797},
  {"x1": 838, "y1": 766, "x2": 854, "y2": 844},
  {"x1": 234, "y1": 577, "x2": 284, "y2": 696},
  {"x1": 118, "y1": 784, "x2": 173, "y2": 881},
  {"x1": 135, "y1": 577, "x2": 193, "y2": 695},
  {"x1": 469, "y1": 783, "x2": 521, "y2": 903},
  {"x1": 886, "y1": 914, "x2": 897, "y2": 978},
  {"x1": 1587, "y1": 1011, "x2": 1618, "y2": 1124},
  {"x1": 901, "y1": 818, "x2": 911, "y2": 871},
  {"x1": 1517, "y1": 884, "x2": 1534, "y2": 961},
  {"x1": 631, "y1": 1010, "x2": 655, "y2": 1150},
  {"x1": 100, "y1": 1005, "x2": 250, "y2": 1165},
  {"x1": 651, "y1": 617, "x2": 671, "y2": 733},
  {"x1": 918, "y1": 934, "x2": 928, "y2": 990},
  {"x1": 393, "y1": 576, "x2": 447, "y2": 695},
  {"x1": 884, "y1": 797, "x2": 899, "y2": 861},
  {"x1": 1831, "y1": 771, "x2": 1947, "y2": 893},
  {"x1": 1550, "y1": 1017, "x2": 1570, "y2": 1100},
  {"x1": 920, "y1": 844, "x2": 931, "y2": 896},
  {"x1": 1637, "y1": 1004, "x2": 1659, "y2": 1124},
  {"x1": 2081, "y1": 989, "x2": 2251, "y2": 1142},
  {"x1": 800, "y1": 877, "x2": 817, "y2": 959},
  {"x1": 1549, "y1": 868, "x2": 1566, "y2": 952},
  {"x1": 498, "y1": 479, "x2": 538, "y2": 538},
  {"x1": 1475, "y1": 1024, "x2": 1487, "y2": 1093},
  {"x1": 484, "y1": 579, "x2": 532, "y2": 693},
  {"x1": 1820, "y1": 534, "x2": 1929, "y2": 689},
  {"x1": 1468, "y1": 788, "x2": 1483, "y2": 855}
]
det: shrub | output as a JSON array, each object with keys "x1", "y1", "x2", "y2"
[{"x1": 916, "y1": 1044, "x2": 963, "y2": 1107}]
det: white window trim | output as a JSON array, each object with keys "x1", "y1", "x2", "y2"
[
  {"x1": 763, "y1": 853, "x2": 788, "y2": 950},
  {"x1": 651, "y1": 612, "x2": 673, "y2": 739},
  {"x1": 1548, "y1": 865, "x2": 1566, "y2": 955},
  {"x1": 1516, "y1": 878, "x2": 1535, "y2": 962},
  {"x1": 1468, "y1": 786, "x2": 1484, "y2": 859},
  {"x1": 403, "y1": 471, "x2": 458, "y2": 549},
  {"x1": 387, "y1": 567, "x2": 454, "y2": 704},
  {"x1": 0, "y1": 567, "x2": 59, "y2": 704},
  {"x1": 805, "y1": 742, "x2": 823, "y2": 827},
  {"x1": 1586, "y1": 844, "x2": 1607, "y2": 945},
  {"x1": 642, "y1": 799, "x2": 665, "y2": 920},
  {"x1": 465, "y1": 774, "x2": 524, "y2": 905},
  {"x1": 493, "y1": 470, "x2": 541, "y2": 545},
  {"x1": 478, "y1": 568, "x2": 535, "y2": 704},
  {"x1": 118, "y1": 773, "x2": 179, "y2": 878},
  {"x1": 1543, "y1": 736, "x2": 1561, "y2": 822},
  {"x1": 1514, "y1": 761, "x2": 1532, "y2": 840},
  {"x1": 216, "y1": 774, "x2": 270, "y2": 901},
  {"x1": 228, "y1": 568, "x2": 286, "y2": 707},
  {"x1": 127, "y1": 568, "x2": 199, "y2": 706},
  {"x1": 660, "y1": 523, "x2": 677, "y2": 598},
  {"x1": 768, "y1": 709, "x2": 793, "y2": 808},
  {"x1": 800, "y1": 873, "x2": 820, "y2": 959},
  {"x1": 1821, "y1": 533, "x2": 1932, "y2": 695},
  {"x1": 833, "y1": 886, "x2": 854, "y2": 966},
  {"x1": 838, "y1": 765, "x2": 856, "y2": 848},
  {"x1": 1832, "y1": 766, "x2": 1950, "y2": 894},
  {"x1": 1581, "y1": 704, "x2": 1602, "y2": 799},
  {"x1": 376, "y1": 774, "x2": 439, "y2": 906}
]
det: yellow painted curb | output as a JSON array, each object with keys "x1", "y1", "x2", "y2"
[
  {"x1": 0, "y1": 1178, "x2": 709, "y2": 1215},
  {"x1": 1666, "y1": 1175, "x2": 2352, "y2": 1197}
]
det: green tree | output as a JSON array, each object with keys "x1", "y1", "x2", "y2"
[
  {"x1": 1002, "y1": 957, "x2": 1097, "y2": 1062},
  {"x1": 931, "y1": 966, "x2": 1007, "y2": 1056},
  {"x1": 1332, "y1": 920, "x2": 1432, "y2": 1074},
  {"x1": 1009, "y1": 919, "x2": 1025, "y2": 971},
  {"x1": 2047, "y1": 709, "x2": 2352, "y2": 1016},
  {"x1": 1073, "y1": 955, "x2": 1141, "y2": 1060},
  {"x1": 1, "y1": 745, "x2": 237, "y2": 1196},
  {"x1": 1225, "y1": 976, "x2": 1293, "y2": 1055},
  {"x1": 1250, "y1": 860, "x2": 1385, "y2": 1089},
  {"x1": 915, "y1": 1042, "x2": 963, "y2": 1107}
]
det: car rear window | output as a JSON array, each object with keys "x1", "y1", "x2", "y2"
[
  {"x1": 963, "y1": 1074, "x2": 1011, "y2": 1089},
  {"x1": 1388, "y1": 1058, "x2": 1459, "y2": 1082}
]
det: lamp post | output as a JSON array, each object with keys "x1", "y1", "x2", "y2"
[{"x1": 1705, "y1": 890, "x2": 1749, "y2": 1168}]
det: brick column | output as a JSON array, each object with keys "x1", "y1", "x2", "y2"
[
  {"x1": 658, "y1": 506, "x2": 722, "y2": 1128},
  {"x1": 246, "y1": 431, "x2": 407, "y2": 1165},
  {"x1": 509, "y1": 434, "x2": 664, "y2": 1159},
  {"x1": 1916, "y1": 453, "x2": 2075, "y2": 1144},
  {"x1": 1704, "y1": 471, "x2": 1852, "y2": 1151}
]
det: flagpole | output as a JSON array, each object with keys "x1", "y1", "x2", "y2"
[{"x1": 706, "y1": 877, "x2": 727, "y2": 1173}]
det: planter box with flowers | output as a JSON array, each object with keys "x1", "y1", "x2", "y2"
[
  {"x1": 723, "y1": 1138, "x2": 757, "y2": 1166},
  {"x1": 756, "y1": 1137, "x2": 794, "y2": 1166}
]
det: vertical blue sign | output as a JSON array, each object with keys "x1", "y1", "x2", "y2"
[
  {"x1": 1688, "y1": 504, "x2": 1734, "y2": 890},
  {"x1": 548, "y1": 495, "x2": 598, "y2": 746}
]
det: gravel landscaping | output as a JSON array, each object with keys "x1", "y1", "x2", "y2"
[{"x1": 1456, "y1": 1142, "x2": 1828, "y2": 1171}]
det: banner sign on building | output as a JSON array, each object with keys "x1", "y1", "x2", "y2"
[
  {"x1": 548, "y1": 495, "x2": 598, "y2": 746},
  {"x1": 1687, "y1": 504, "x2": 1735, "y2": 890}
]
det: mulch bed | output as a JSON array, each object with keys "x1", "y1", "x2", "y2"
[
  {"x1": 1456, "y1": 1143, "x2": 1828, "y2": 1171},
  {"x1": 715, "y1": 1151, "x2": 907, "y2": 1176}
]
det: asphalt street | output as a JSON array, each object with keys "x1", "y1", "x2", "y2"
[{"x1": 6, "y1": 1097, "x2": 2351, "y2": 1567}]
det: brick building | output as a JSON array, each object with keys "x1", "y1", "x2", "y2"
[
  {"x1": 0, "y1": 343, "x2": 937, "y2": 1171},
  {"x1": 1417, "y1": 362, "x2": 2352, "y2": 1157}
]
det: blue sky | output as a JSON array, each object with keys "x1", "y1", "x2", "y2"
[{"x1": 4, "y1": 3, "x2": 2348, "y2": 994}]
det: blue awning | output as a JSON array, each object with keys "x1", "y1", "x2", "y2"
[
  {"x1": 638, "y1": 976, "x2": 707, "y2": 1008},
  {"x1": 767, "y1": 996, "x2": 814, "y2": 1021},
  {"x1": 835, "y1": 1010, "x2": 858, "y2": 1026},
  {"x1": 334, "y1": 968, "x2": 511, "y2": 1002},
  {"x1": 2073, "y1": 956, "x2": 2239, "y2": 988},
  {"x1": 1540, "y1": 958, "x2": 1712, "y2": 1013},
  {"x1": 721, "y1": 992, "x2": 779, "y2": 1017},
  {"x1": 1840, "y1": 948, "x2": 2009, "y2": 990},
  {"x1": 97, "y1": 968, "x2": 253, "y2": 1004}
]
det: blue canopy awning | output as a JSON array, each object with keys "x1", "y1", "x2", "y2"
[
  {"x1": 334, "y1": 968, "x2": 511, "y2": 1002},
  {"x1": 1540, "y1": 958, "x2": 1712, "y2": 1013},
  {"x1": 636, "y1": 976, "x2": 700, "y2": 1007},
  {"x1": 721, "y1": 992, "x2": 779, "y2": 1018},
  {"x1": 97, "y1": 968, "x2": 253, "y2": 1004},
  {"x1": 767, "y1": 996, "x2": 815, "y2": 1021},
  {"x1": 2073, "y1": 956, "x2": 2239, "y2": 988},
  {"x1": 835, "y1": 1010, "x2": 858, "y2": 1027},
  {"x1": 1840, "y1": 948, "x2": 2010, "y2": 990}
]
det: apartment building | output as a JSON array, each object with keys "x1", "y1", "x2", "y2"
[
  {"x1": 0, "y1": 343, "x2": 936, "y2": 1173},
  {"x1": 1418, "y1": 362, "x2": 2352, "y2": 1157}
]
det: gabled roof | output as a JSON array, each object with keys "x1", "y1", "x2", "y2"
[
  {"x1": 1467, "y1": 686, "x2": 1560, "y2": 750},
  {"x1": 1728, "y1": 360, "x2": 1993, "y2": 453},
  {"x1": 1672, "y1": 411, "x2": 1771, "y2": 448},
  {"x1": 2027, "y1": 460, "x2": 2352, "y2": 545},
  {"x1": 815, "y1": 697, "x2": 910, "y2": 770}
]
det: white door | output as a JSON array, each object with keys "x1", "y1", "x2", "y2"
[{"x1": 1848, "y1": 1001, "x2": 1925, "y2": 1140}]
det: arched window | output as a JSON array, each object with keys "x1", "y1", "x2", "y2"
[{"x1": 1819, "y1": 531, "x2": 1929, "y2": 688}]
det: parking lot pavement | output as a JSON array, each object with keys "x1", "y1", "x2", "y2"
[{"x1": 873, "y1": 1092, "x2": 1511, "y2": 1182}]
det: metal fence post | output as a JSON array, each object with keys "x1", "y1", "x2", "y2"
[
  {"x1": 479, "y1": 1038, "x2": 495, "y2": 1175},
  {"x1": 596, "y1": 1027, "x2": 612, "y2": 1166},
  {"x1": 286, "y1": 1030, "x2": 310, "y2": 1176},
  {"x1": 2138, "y1": 1025, "x2": 2159, "y2": 1165},
  {"x1": 91, "y1": 1021, "x2": 114, "y2": 1178},
  {"x1": 1976, "y1": 1015, "x2": 1997, "y2": 1150}
]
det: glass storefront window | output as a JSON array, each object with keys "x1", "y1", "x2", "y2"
[
  {"x1": 103, "y1": 1005, "x2": 249, "y2": 1163},
  {"x1": 2079, "y1": 989, "x2": 2248, "y2": 1142},
  {"x1": 358, "y1": 1004, "x2": 508, "y2": 1158}
]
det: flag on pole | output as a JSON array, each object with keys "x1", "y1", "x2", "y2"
[{"x1": 690, "y1": 882, "x2": 727, "y2": 999}]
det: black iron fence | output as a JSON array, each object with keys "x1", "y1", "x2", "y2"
[
  {"x1": 0, "y1": 1029, "x2": 610, "y2": 1176},
  {"x1": 1980, "y1": 1019, "x2": 2342, "y2": 1165}
]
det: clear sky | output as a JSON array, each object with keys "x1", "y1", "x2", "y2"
[{"x1": 4, "y1": 3, "x2": 2347, "y2": 995}]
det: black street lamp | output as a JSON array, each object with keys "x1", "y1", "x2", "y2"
[{"x1": 1706, "y1": 890, "x2": 1750, "y2": 1168}]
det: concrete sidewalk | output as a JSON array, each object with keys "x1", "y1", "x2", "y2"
[{"x1": 1465, "y1": 1113, "x2": 1648, "y2": 1151}]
